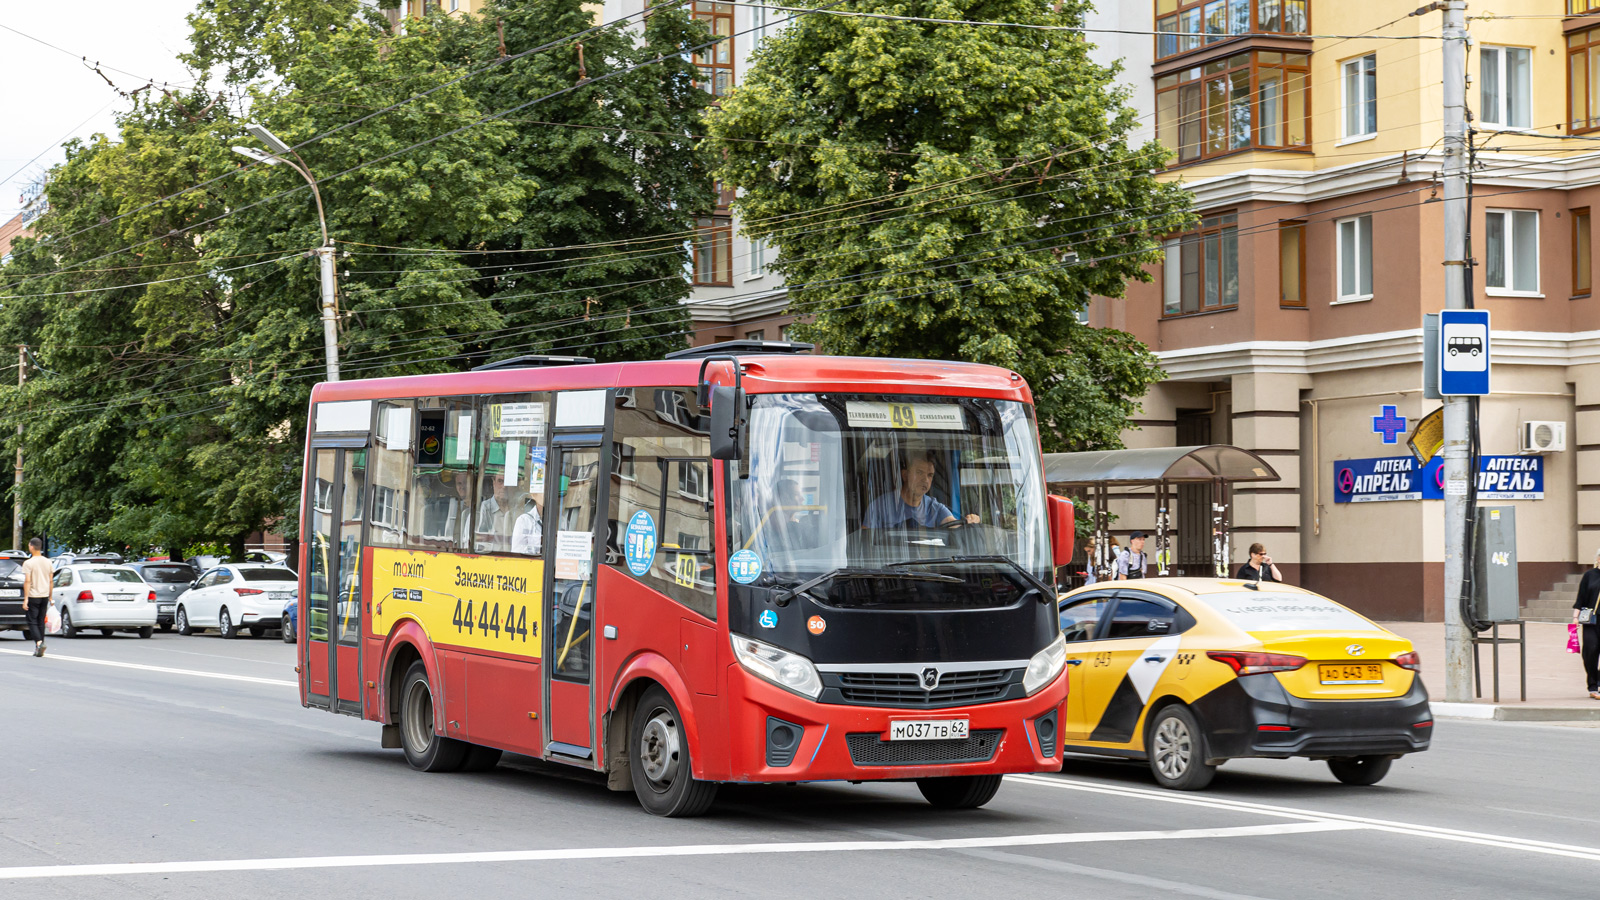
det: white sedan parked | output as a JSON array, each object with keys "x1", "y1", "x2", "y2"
[
  {"x1": 52, "y1": 565, "x2": 158, "y2": 638},
  {"x1": 176, "y1": 564, "x2": 298, "y2": 639}
]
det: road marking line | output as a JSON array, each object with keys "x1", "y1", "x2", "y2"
[
  {"x1": 1011, "y1": 774, "x2": 1600, "y2": 863},
  {"x1": 0, "y1": 822, "x2": 1361, "y2": 880},
  {"x1": 0, "y1": 648, "x2": 296, "y2": 687}
]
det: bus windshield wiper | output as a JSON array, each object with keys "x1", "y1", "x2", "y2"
[
  {"x1": 769, "y1": 567, "x2": 962, "y2": 607},
  {"x1": 889, "y1": 556, "x2": 1056, "y2": 603}
]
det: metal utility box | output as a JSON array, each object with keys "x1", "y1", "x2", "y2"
[{"x1": 1473, "y1": 505, "x2": 1520, "y2": 623}]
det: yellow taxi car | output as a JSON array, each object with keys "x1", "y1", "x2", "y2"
[{"x1": 1055, "y1": 578, "x2": 1432, "y2": 790}]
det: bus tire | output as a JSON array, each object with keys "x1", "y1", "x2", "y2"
[
  {"x1": 399, "y1": 661, "x2": 467, "y2": 773},
  {"x1": 916, "y1": 775, "x2": 1004, "y2": 809},
  {"x1": 629, "y1": 685, "x2": 717, "y2": 817},
  {"x1": 461, "y1": 744, "x2": 503, "y2": 772}
]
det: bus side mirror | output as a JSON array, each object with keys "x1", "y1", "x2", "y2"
[
  {"x1": 709, "y1": 384, "x2": 744, "y2": 461},
  {"x1": 1047, "y1": 494, "x2": 1075, "y2": 570}
]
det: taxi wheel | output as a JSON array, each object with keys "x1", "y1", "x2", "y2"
[
  {"x1": 398, "y1": 661, "x2": 467, "y2": 772},
  {"x1": 917, "y1": 775, "x2": 1004, "y2": 809},
  {"x1": 1327, "y1": 755, "x2": 1393, "y2": 786},
  {"x1": 1146, "y1": 705, "x2": 1215, "y2": 791},
  {"x1": 629, "y1": 685, "x2": 718, "y2": 817}
]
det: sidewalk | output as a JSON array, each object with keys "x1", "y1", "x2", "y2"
[{"x1": 1380, "y1": 621, "x2": 1600, "y2": 721}]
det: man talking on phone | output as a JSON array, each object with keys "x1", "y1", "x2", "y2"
[{"x1": 1236, "y1": 543, "x2": 1284, "y2": 583}]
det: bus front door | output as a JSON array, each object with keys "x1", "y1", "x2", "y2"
[
  {"x1": 543, "y1": 443, "x2": 603, "y2": 763},
  {"x1": 304, "y1": 446, "x2": 365, "y2": 717}
]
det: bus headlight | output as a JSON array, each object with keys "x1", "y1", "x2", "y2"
[
  {"x1": 730, "y1": 633, "x2": 823, "y2": 699},
  {"x1": 1024, "y1": 633, "x2": 1068, "y2": 696}
]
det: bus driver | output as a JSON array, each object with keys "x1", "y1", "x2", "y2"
[{"x1": 864, "y1": 450, "x2": 980, "y2": 529}]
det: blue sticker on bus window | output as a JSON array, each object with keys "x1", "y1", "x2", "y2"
[
  {"x1": 729, "y1": 548, "x2": 763, "y2": 584},
  {"x1": 758, "y1": 609, "x2": 778, "y2": 629},
  {"x1": 624, "y1": 510, "x2": 656, "y2": 576}
]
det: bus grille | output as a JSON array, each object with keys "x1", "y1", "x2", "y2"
[
  {"x1": 845, "y1": 729, "x2": 1004, "y2": 766},
  {"x1": 835, "y1": 669, "x2": 1015, "y2": 707}
]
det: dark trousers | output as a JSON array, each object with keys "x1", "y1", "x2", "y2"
[
  {"x1": 23, "y1": 597, "x2": 47, "y2": 643},
  {"x1": 1583, "y1": 623, "x2": 1600, "y2": 693}
]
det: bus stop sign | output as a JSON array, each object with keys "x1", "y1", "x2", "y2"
[{"x1": 1438, "y1": 309, "x2": 1490, "y2": 396}]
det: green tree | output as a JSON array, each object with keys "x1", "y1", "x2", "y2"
[{"x1": 703, "y1": 0, "x2": 1192, "y2": 450}]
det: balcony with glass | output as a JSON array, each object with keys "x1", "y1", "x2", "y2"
[
  {"x1": 1156, "y1": 0, "x2": 1309, "y2": 61},
  {"x1": 1156, "y1": 51, "x2": 1310, "y2": 165}
]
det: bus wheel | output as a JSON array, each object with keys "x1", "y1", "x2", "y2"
[
  {"x1": 917, "y1": 775, "x2": 1004, "y2": 809},
  {"x1": 629, "y1": 686, "x2": 717, "y2": 817},
  {"x1": 399, "y1": 661, "x2": 467, "y2": 772}
]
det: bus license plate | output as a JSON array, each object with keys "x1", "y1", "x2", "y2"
[
  {"x1": 1318, "y1": 663, "x2": 1384, "y2": 685},
  {"x1": 888, "y1": 719, "x2": 969, "y2": 741}
]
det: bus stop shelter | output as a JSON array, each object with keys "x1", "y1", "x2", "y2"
[{"x1": 1042, "y1": 445, "x2": 1280, "y2": 584}]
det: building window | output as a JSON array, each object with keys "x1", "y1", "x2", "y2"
[
  {"x1": 745, "y1": 329, "x2": 765, "y2": 341},
  {"x1": 1570, "y1": 0, "x2": 1600, "y2": 14},
  {"x1": 693, "y1": 217, "x2": 733, "y2": 286},
  {"x1": 1575, "y1": 208, "x2": 1592, "y2": 297},
  {"x1": 748, "y1": 237, "x2": 767, "y2": 276},
  {"x1": 1485, "y1": 209, "x2": 1540, "y2": 295},
  {"x1": 1162, "y1": 213, "x2": 1239, "y2": 317},
  {"x1": 1155, "y1": 0, "x2": 1308, "y2": 60},
  {"x1": 1336, "y1": 214, "x2": 1373, "y2": 302},
  {"x1": 1279, "y1": 220, "x2": 1305, "y2": 307},
  {"x1": 1156, "y1": 51, "x2": 1309, "y2": 164},
  {"x1": 693, "y1": 1, "x2": 735, "y2": 97},
  {"x1": 1480, "y1": 46, "x2": 1531, "y2": 129},
  {"x1": 1569, "y1": 29, "x2": 1600, "y2": 132},
  {"x1": 1341, "y1": 54, "x2": 1377, "y2": 139}
]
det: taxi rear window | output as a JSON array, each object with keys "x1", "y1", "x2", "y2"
[{"x1": 1198, "y1": 592, "x2": 1378, "y2": 633}]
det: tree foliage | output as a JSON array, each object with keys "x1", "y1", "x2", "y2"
[
  {"x1": 0, "y1": 0, "x2": 710, "y2": 553},
  {"x1": 704, "y1": 0, "x2": 1192, "y2": 450}
]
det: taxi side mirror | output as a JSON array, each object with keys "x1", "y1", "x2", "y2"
[{"x1": 1047, "y1": 494, "x2": 1075, "y2": 570}]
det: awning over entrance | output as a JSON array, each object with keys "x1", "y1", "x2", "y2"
[{"x1": 1043, "y1": 444, "x2": 1280, "y2": 487}]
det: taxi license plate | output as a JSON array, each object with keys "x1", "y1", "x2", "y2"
[
  {"x1": 1318, "y1": 663, "x2": 1384, "y2": 685},
  {"x1": 888, "y1": 719, "x2": 969, "y2": 741}
]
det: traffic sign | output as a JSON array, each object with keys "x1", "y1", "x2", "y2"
[{"x1": 1438, "y1": 309, "x2": 1490, "y2": 396}]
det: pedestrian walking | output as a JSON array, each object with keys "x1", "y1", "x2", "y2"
[
  {"x1": 1573, "y1": 548, "x2": 1600, "y2": 700},
  {"x1": 1115, "y1": 532, "x2": 1148, "y2": 580},
  {"x1": 1236, "y1": 543, "x2": 1285, "y2": 583},
  {"x1": 21, "y1": 537, "x2": 52, "y2": 658}
]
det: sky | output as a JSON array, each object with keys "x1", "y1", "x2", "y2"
[{"x1": 0, "y1": 0, "x2": 199, "y2": 221}]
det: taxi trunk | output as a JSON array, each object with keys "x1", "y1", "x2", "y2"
[{"x1": 1251, "y1": 631, "x2": 1416, "y2": 700}]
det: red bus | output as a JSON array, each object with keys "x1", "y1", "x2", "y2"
[{"x1": 296, "y1": 341, "x2": 1074, "y2": 816}]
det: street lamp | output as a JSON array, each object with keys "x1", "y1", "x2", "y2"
[{"x1": 233, "y1": 124, "x2": 340, "y2": 382}]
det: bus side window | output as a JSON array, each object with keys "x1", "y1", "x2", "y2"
[
  {"x1": 607, "y1": 388, "x2": 716, "y2": 620},
  {"x1": 475, "y1": 393, "x2": 551, "y2": 556},
  {"x1": 366, "y1": 400, "x2": 415, "y2": 548},
  {"x1": 406, "y1": 396, "x2": 478, "y2": 552}
]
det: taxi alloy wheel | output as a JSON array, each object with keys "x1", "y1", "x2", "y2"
[
  {"x1": 1147, "y1": 705, "x2": 1215, "y2": 791},
  {"x1": 629, "y1": 685, "x2": 717, "y2": 817}
]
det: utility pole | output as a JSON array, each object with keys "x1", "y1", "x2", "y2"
[
  {"x1": 12, "y1": 344, "x2": 22, "y2": 551},
  {"x1": 233, "y1": 124, "x2": 340, "y2": 382},
  {"x1": 1440, "y1": 0, "x2": 1473, "y2": 702}
]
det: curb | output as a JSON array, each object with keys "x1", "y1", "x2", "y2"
[{"x1": 1432, "y1": 701, "x2": 1600, "y2": 722}]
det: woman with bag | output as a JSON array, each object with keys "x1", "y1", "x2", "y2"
[{"x1": 1573, "y1": 548, "x2": 1600, "y2": 700}]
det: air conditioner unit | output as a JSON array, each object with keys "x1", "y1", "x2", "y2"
[{"x1": 1519, "y1": 421, "x2": 1566, "y2": 454}]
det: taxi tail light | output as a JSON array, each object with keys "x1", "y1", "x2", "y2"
[
  {"x1": 1207, "y1": 650, "x2": 1306, "y2": 676},
  {"x1": 75, "y1": 590, "x2": 94, "y2": 603},
  {"x1": 234, "y1": 588, "x2": 264, "y2": 596},
  {"x1": 1394, "y1": 651, "x2": 1422, "y2": 671},
  {"x1": 147, "y1": 591, "x2": 157, "y2": 602}
]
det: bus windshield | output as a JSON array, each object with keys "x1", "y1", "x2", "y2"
[{"x1": 727, "y1": 393, "x2": 1050, "y2": 608}]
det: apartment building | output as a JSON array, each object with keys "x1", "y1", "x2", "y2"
[{"x1": 1078, "y1": 1, "x2": 1600, "y2": 620}]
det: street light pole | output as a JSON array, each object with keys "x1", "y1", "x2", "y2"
[
  {"x1": 233, "y1": 125, "x2": 340, "y2": 382},
  {"x1": 1439, "y1": 0, "x2": 1473, "y2": 702}
]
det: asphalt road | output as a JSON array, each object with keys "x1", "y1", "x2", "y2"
[{"x1": 1, "y1": 630, "x2": 1596, "y2": 899}]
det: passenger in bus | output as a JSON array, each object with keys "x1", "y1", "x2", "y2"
[
  {"x1": 512, "y1": 498, "x2": 543, "y2": 556},
  {"x1": 863, "y1": 450, "x2": 980, "y2": 529},
  {"x1": 769, "y1": 478, "x2": 817, "y2": 551},
  {"x1": 475, "y1": 474, "x2": 509, "y2": 553}
]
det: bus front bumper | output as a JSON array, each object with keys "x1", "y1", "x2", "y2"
[{"x1": 720, "y1": 665, "x2": 1068, "y2": 783}]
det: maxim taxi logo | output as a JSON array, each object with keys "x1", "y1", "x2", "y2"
[{"x1": 392, "y1": 560, "x2": 425, "y2": 579}]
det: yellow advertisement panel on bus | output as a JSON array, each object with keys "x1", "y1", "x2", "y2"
[{"x1": 371, "y1": 548, "x2": 542, "y2": 658}]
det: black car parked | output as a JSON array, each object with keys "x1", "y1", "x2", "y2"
[
  {"x1": 126, "y1": 561, "x2": 198, "y2": 632},
  {"x1": 0, "y1": 557, "x2": 31, "y2": 636}
]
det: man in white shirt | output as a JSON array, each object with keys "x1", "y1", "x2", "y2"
[
  {"x1": 1115, "y1": 531, "x2": 1149, "y2": 580},
  {"x1": 512, "y1": 500, "x2": 543, "y2": 555}
]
